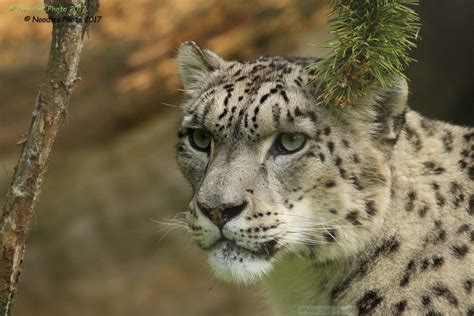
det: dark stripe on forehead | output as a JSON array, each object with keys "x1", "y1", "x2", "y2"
[
  {"x1": 187, "y1": 88, "x2": 215, "y2": 115},
  {"x1": 232, "y1": 68, "x2": 242, "y2": 77},
  {"x1": 218, "y1": 107, "x2": 228, "y2": 120},
  {"x1": 272, "y1": 103, "x2": 281, "y2": 123},
  {"x1": 286, "y1": 108, "x2": 294, "y2": 122},
  {"x1": 201, "y1": 102, "x2": 211, "y2": 125},
  {"x1": 280, "y1": 90, "x2": 289, "y2": 103},
  {"x1": 260, "y1": 93, "x2": 270, "y2": 104},
  {"x1": 197, "y1": 96, "x2": 215, "y2": 119}
]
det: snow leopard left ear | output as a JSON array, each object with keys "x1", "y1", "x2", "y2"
[
  {"x1": 371, "y1": 78, "x2": 409, "y2": 146},
  {"x1": 346, "y1": 77, "x2": 409, "y2": 146},
  {"x1": 176, "y1": 41, "x2": 226, "y2": 96}
]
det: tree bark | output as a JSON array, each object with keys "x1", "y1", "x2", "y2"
[{"x1": 0, "y1": 1, "x2": 99, "y2": 314}]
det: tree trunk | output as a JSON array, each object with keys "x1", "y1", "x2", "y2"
[{"x1": 0, "y1": 1, "x2": 99, "y2": 314}]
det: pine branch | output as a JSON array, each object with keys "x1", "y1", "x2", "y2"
[{"x1": 309, "y1": 0, "x2": 420, "y2": 107}]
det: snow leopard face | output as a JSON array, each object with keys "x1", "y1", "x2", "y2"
[{"x1": 175, "y1": 41, "x2": 408, "y2": 284}]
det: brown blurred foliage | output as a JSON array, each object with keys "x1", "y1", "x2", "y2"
[{"x1": 0, "y1": 0, "x2": 328, "y2": 155}]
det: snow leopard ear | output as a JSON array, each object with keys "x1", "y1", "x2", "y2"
[
  {"x1": 176, "y1": 41, "x2": 226, "y2": 95},
  {"x1": 347, "y1": 77, "x2": 409, "y2": 146}
]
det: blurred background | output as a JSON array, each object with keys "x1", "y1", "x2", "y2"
[{"x1": 0, "y1": 0, "x2": 472, "y2": 315}]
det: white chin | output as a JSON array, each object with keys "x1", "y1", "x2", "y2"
[{"x1": 208, "y1": 240, "x2": 274, "y2": 285}]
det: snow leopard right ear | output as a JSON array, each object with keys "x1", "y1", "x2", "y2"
[{"x1": 176, "y1": 41, "x2": 226, "y2": 96}]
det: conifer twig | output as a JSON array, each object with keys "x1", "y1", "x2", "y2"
[{"x1": 309, "y1": 0, "x2": 420, "y2": 107}]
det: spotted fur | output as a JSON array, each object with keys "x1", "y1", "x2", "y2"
[{"x1": 175, "y1": 42, "x2": 473, "y2": 315}]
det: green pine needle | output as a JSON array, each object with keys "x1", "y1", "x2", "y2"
[{"x1": 309, "y1": 0, "x2": 420, "y2": 107}]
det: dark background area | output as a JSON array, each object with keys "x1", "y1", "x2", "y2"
[
  {"x1": 0, "y1": 1, "x2": 472, "y2": 315},
  {"x1": 407, "y1": 0, "x2": 473, "y2": 126}
]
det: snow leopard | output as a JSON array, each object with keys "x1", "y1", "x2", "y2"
[{"x1": 174, "y1": 41, "x2": 473, "y2": 315}]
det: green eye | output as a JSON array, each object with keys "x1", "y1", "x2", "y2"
[
  {"x1": 275, "y1": 133, "x2": 307, "y2": 154},
  {"x1": 189, "y1": 129, "x2": 212, "y2": 152}
]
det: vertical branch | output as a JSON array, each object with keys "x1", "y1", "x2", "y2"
[{"x1": 0, "y1": 0, "x2": 99, "y2": 314}]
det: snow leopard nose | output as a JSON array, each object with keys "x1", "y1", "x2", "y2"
[{"x1": 197, "y1": 200, "x2": 248, "y2": 228}]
